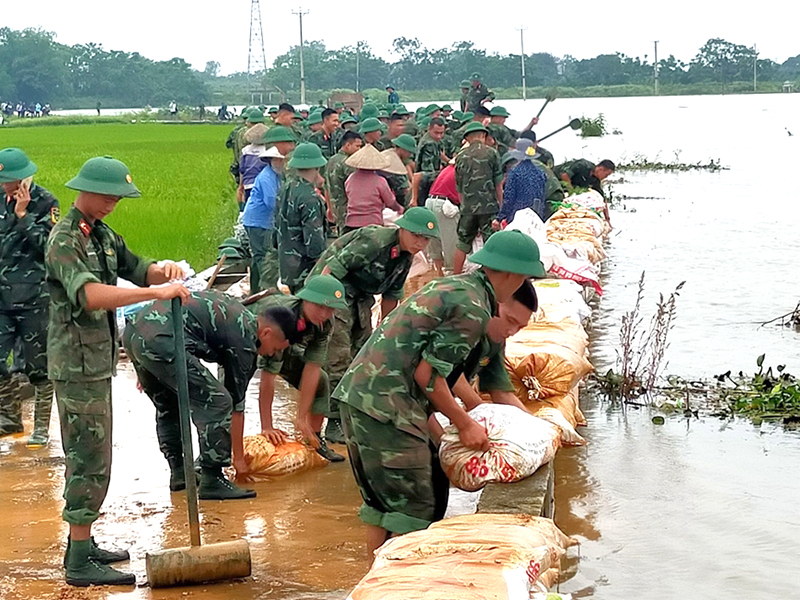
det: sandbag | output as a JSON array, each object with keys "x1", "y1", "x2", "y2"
[
  {"x1": 533, "y1": 407, "x2": 586, "y2": 446},
  {"x1": 348, "y1": 514, "x2": 576, "y2": 600},
  {"x1": 517, "y1": 387, "x2": 586, "y2": 429},
  {"x1": 505, "y1": 344, "x2": 593, "y2": 400},
  {"x1": 439, "y1": 404, "x2": 560, "y2": 492},
  {"x1": 505, "y1": 318, "x2": 590, "y2": 361},
  {"x1": 234, "y1": 435, "x2": 327, "y2": 482}
]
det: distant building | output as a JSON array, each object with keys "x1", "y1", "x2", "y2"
[{"x1": 783, "y1": 81, "x2": 795, "y2": 93}]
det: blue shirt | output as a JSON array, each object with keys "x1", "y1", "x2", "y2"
[
  {"x1": 242, "y1": 164, "x2": 280, "y2": 229},
  {"x1": 498, "y1": 160, "x2": 548, "y2": 224}
]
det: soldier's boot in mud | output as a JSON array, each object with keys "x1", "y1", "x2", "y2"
[
  {"x1": 323, "y1": 417, "x2": 346, "y2": 444},
  {"x1": 26, "y1": 382, "x2": 54, "y2": 448},
  {"x1": 0, "y1": 376, "x2": 24, "y2": 437},
  {"x1": 167, "y1": 456, "x2": 187, "y2": 492},
  {"x1": 64, "y1": 536, "x2": 131, "y2": 567},
  {"x1": 315, "y1": 434, "x2": 346, "y2": 463},
  {"x1": 64, "y1": 539, "x2": 135, "y2": 587},
  {"x1": 198, "y1": 467, "x2": 257, "y2": 500}
]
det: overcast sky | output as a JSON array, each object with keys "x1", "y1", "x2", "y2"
[{"x1": 5, "y1": 0, "x2": 797, "y2": 76}]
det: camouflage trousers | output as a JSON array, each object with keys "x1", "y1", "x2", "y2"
[
  {"x1": 278, "y1": 348, "x2": 331, "y2": 417},
  {"x1": 56, "y1": 379, "x2": 113, "y2": 526},
  {"x1": 122, "y1": 328, "x2": 234, "y2": 469},
  {"x1": 327, "y1": 297, "x2": 374, "y2": 418},
  {"x1": 331, "y1": 197, "x2": 348, "y2": 236},
  {"x1": 456, "y1": 212, "x2": 496, "y2": 253},
  {"x1": 340, "y1": 403, "x2": 449, "y2": 534},
  {"x1": 0, "y1": 304, "x2": 49, "y2": 433},
  {"x1": 245, "y1": 226, "x2": 279, "y2": 293}
]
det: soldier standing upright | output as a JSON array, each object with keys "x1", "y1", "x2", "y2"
[
  {"x1": 46, "y1": 156, "x2": 190, "y2": 587},
  {"x1": 0, "y1": 148, "x2": 58, "y2": 447},
  {"x1": 466, "y1": 72, "x2": 496, "y2": 112}
]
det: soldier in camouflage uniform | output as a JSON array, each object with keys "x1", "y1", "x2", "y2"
[
  {"x1": 123, "y1": 290, "x2": 296, "y2": 496},
  {"x1": 458, "y1": 80, "x2": 471, "y2": 112},
  {"x1": 225, "y1": 107, "x2": 250, "y2": 180},
  {"x1": 46, "y1": 156, "x2": 190, "y2": 587},
  {"x1": 307, "y1": 108, "x2": 342, "y2": 159},
  {"x1": 276, "y1": 143, "x2": 329, "y2": 293},
  {"x1": 413, "y1": 117, "x2": 447, "y2": 206},
  {"x1": 486, "y1": 106, "x2": 518, "y2": 157},
  {"x1": 324, "y1": 130, "x2": 363, "y2": 234},
  {"x1": 332, "y1": 230, "x2": 545, "y2": 554},
  {"x1": 382, "y1": 134, "x2": 416, "y2": 208},
  {"x1": 248, "y1": 275, "x2": 348, "y2": 462},
  {"x1": 453, "y1": 122, "x2": 503, "y2": 274},
  {"x1": 230, "y1": 109, "x2": 266, "y2": 183},
  {"x1": 307, "y1": 208, "x2": 440, "y2": 443},
  {"x1": 359, "y1": 118, "x2": 384, "y2": 148},
  {"x1": 466, "y1": 72, "x2": 496, "y2": 112},
  {"x1": 0, "y1": 149, "x2": 58, "y2": 446}
]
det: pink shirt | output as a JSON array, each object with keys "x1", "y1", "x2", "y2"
[{"x1": 344, "y1": 170, "x2": 403, "y2": 228}]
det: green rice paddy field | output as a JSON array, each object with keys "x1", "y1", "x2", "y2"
[{"x1": 1, "y1": 122, "x2": 238, "y2": 269}]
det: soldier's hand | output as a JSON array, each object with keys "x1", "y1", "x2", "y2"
[
  {"x1": 159, "y1": 262, "x2": 186, "y2": 281},
  {"x1": 458, "y1": 417, "x2": 490, "y2": 452},
  {"x1": 296, "y1": 414, "x2": 320, "y2": 449},
  {"x1": 261, "y1": 427, "x2": 289, "y2": 446},
  {"x1": 326, "y1": 207, "x2": 335, "y2": 223},
  {"x1": 233, "y1": 453, "x2": 252, "y2": 475},
  {"x1": 13, "y1": 184, "x2": 31, "y2": 219},
  {"x1": 155, "y1": 283, "x2": 191, "y2": 303},
  {"x1": 491, "y1": 219, "x2": 501, "y2": 232}
]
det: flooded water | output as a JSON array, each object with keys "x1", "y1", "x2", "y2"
[{"x1": 3, "y1": 93, "x2": 800, "y2": 598}]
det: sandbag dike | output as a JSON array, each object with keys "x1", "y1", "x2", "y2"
[{"x1": 350, "y1": 193, "x2": 609, "y2": 598}]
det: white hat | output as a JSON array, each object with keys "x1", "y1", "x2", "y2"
[
  {"x1": 345, "y1": 144, "x2": 391, "y2": 170},
  {"x1": 258, "y1": 146, "x2": 285, "y2": 159},
  {"x1": 379, "y1": 149, "x2": 408, "y2": 175}
]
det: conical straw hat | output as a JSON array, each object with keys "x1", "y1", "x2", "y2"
[
  {"x1": 245, "y1": 123, "x2": 268, "y2": 143},
  {"x1": 345, "y1": 144, "x2": 391, "y2": 170},
  {"x1": 379, "y1": 149, "x2": 408, "y2": 175}
]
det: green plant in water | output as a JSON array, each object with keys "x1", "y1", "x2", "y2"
[
  {"x1": 580, "y1": 114, "x2": 607, "y2": 137},
  {"x1": 715, "y1": 355, "x2": 800, "y2": 420}
]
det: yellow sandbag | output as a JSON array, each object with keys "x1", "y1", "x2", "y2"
[
  {"x1": 505, "y1": 346, "x2": 592, "y2": 399},
  {"x1": 549, "y1": 206, "x2": 604, "y2": 222},
  {"x1": 234, "y1": 435, "x2": 328, "y2": 482},
  {"x1": 505, "y1": 319, "x2": 590, "y2": 360}
]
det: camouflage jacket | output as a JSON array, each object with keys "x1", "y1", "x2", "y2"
[
  {"x1": 324, "y1": 150, "x2": 354, "y2": 211},
  {"x1": 0, "y1": 182, "x2": 59, "y2": 306},
  {"x1": 415, "y1": 133, "x2": 444, "y2": 174},
  {"x1": 534, "y1": 145, "x2": 555, "y2": 169},
  {"x1": 308, "y1": 129, "x2": 342, "y2": 160},
  {"x1": 459, "y1": 92, "x2": 469, "y2": 113},
  {"x1": 307, "y1": 225, "x2": 414, "y2": 302},
  {"x1": 466, "y1": 83, "x2": 495, "y2": 112},
  {"x1": 555, "y1": 158, "x2": 601, "y2": 194},
  {"x1": 276, "y1": 176, "x2": 328, "y2": 291},
  {"x1": 533, "y1": 159, "x2": 565, "y2": 205},
  {"x1": 126, "y1": 290, "x2": 258, "y2": 412},
  {"x1": 402, "y1": 118, "x2": 418, "y2": 138},
  {"x1": 455, "y1": 141, "x2": 502, "y2": 215},
  {"x1": 46, "y1": 206, "x2": 154, "y2": 382},
  {"x1": 332, "y1": 269, "x2": 498, "y2": 440},
  {"x1": 487, "y1": 123, "x2": 518, "y2": 157},
  {"x1": 252, "y1": 293, "x2": 332, "y2": 373},
  {"x1": 446, "y1": 336, "x2": 513, "y2": 393}
]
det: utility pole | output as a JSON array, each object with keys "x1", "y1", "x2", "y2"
[
  {"x1": 753, "y1": 44, "x2": 757, "y2": 92},
  {"x1": 517, "y1": 27, "x2": 528, "y2": 101},
  {"x1": 356, "y1": 41, "x2": 360, "y2": 93},
  {"x1": 292, "y1": 7, "x2": 309, "y2": 105},
  {"x1": 247, "y1": 0, "x2": 267, "y2": 103},
  {"x1": 653, "y1": 40, "x2": 659, "y2": 95}
]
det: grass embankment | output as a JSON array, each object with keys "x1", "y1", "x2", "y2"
[{"x1": 1, "y1": 123, "x2": 238, "y2": 269}]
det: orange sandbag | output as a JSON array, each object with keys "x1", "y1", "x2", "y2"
[
  {"x1": 234, "y1": 435, "x2": 328, "y2": 482},
  {"x1": 505, "y1": 346, "x2": 592, "y2": 400},
  {"x1": 505, "y1": 319, "x2": 589, "y2": 360},
  {"x1": 516, "y1": 386, "x2": 586, "y2": 429}
]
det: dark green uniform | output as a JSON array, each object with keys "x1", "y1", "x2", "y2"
[
  {"x1": 276, "y1": 176, "x2": 329, "y2": 293},
  {"x1": 226, "y1": 124, "x2": 246, "y2": 179},
  {"x1": 455, "y1": 141, "x2": 502, "y2": 253},
  {"x1": 446, "y1": 336, "x2": 513, "y2": 393},
  {"x1": 403, "y1": 118, "x2": 419, "y2": 138},
  {"x1": 534, "y1": 145, "x2": 555, "y2": 169},
  {"x1": 334, "y1": 269, "x2": 499, "y2": 533},
  {"x1": 466, "y1": 83, "x2": 495, "y2": 112},
  {"x1": 533, "y1": 159, "x2": 566, "y2": 209},
  {"x1": 122, "y1": 290, "x2": 258, "y2": 469},
  {"x1": 555, "y1": 159, "x2": 603, "y2": 196},
  {"x1": 0, "y1": 183, "x2": 58, "y2": 435},
  {"x1": 46, "y1": 206, "x2": 154, "y2": 526},
  {"x1": 307, "y1": 129, "x2": 342, "y2": 160},
  {"x1": 324, "y1": 150, "x2": 354, "y2": 229},
  {"x1": 415, "y1": 133, "x2": 444, "y2": 205},
  {"x1": 307, "y1": 226, "x2": 414, "y2": 417},
  {"x1": 254, "y1": 293, "x2": 333, "y2": 416},
  {"x1": 487, "y1": 123, "x2": 517, "y2": 157}
]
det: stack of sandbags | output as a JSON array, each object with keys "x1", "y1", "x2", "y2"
[
  {"x1": 347, "y1": 514, "x2": 577, "y2": 600},
  {"x1": 546, "y1": 204, "x2": 608, "y2": 266},
  {"x1": 232, "y1": 435, "x2": 328, "y2": 482}
]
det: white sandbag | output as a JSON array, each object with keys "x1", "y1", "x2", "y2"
[
  {"x1": 563, "y1": 189, "x2": 606, "y2": 210},
  {"x1": 533, "y1": 280, "x2": 592, "y2": 324},
  {"x1": 547, "y1": 252, "x2": 602, "y2": 295},
  {"x1": 439, "y1": 404, "x2": 561, "y2": 492},
  {"x1": 506, "y1": 208, "x2": 548, "y2": 247}
]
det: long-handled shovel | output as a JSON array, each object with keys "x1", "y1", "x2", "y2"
[
  {"x1": 535, "y1": 91, "x2": 558, "y2": 119},
  {"x1": 145, "y1": 297, "x2": 251, "y2": 588},
  {"x1": 537, "y1": 118, "x2": 583, "y2": 143}
]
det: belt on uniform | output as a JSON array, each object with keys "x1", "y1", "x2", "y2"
[{"x1": 427, "y1": 195, "x2": 458, "y2": 204}]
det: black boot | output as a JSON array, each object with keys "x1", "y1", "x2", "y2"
[
  {"x1": 64, "y1": 536, "x2": 130, "y2": 567},
  {"x1": 64, "y1": 538, "x2": 135, "y2": 587},
  {"x1": 167, "y1": 457, "x2": 186, "y2": 492},
  {"x1": 198, "y1": 467, "x2": 256, "y2": 500},
  {"x1": 315, "y1": 434, "x2": 346, "y2": 462},
  {"x1": 323, "y1": 417, "x2": 346, "y2": 444}
]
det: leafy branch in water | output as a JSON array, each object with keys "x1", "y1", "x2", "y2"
[
  {"x1": 594, "y1": 272, "x2": 685, "y2": 401},
  {"x1": 616, "y1": 150, "x2": 727, "y2": 172},
  {"x1": 713, "y1": 355, "x2": 800, "y2": 421},
  {"x1": 580, "y1": 114, "x2": 607, "y2": 137}
]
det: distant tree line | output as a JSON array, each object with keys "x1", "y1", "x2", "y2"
[{"x1": 2, "y1": 26, "x2": 799, "y2": 109}]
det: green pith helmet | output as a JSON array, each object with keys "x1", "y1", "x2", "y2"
[
  {"x1": 392, "y1": 134, "x2": 417, "y2": 153},
  {"x1": 441, "y1": 104, "x2": 453, "y2": 112},
  {"x1": 268, "y1": 106, "x2": 278, "y2": 114},
  {"x1": 292, "y1": 111, "x2": 305, "y2": 120},
  {"x1": 340, "y1": 113, "x2": 357, "y2": 126},
  {"x1": 378, "y1": 110, "x2": 390, "y2": 119},
  {"x1": 258, "y1": 105, "x2": 266, "y2": 111},
  {"x1": 452, "y1": 110, "x2": 464, "y2": 121},
  {"x1": 424, "y1": 103, "x2": 441, "y2": 115},
  {"x1": 333, "y1": 102, "x2": 345, "y2": 109},
  {"x1": 263, "y1": 126, "x2": 298, "y2": 144},
  {"x1": 0, "y1": 148, "x2": 37, "y2": 182},
  {"x1": 247, "y1": 109, "x2": 267, "y2": 123},
  {"x1": 296, "y1": 275, "x2": 348, "y2": 309},
  {"x1": 359, "y1": 103, "x2": 380, "y2": 121},
  {"x1": 393, "y1": 105, "x2": 410, "y2": 116},
  {"x1": 241, "y1": 106, "x2": 252, "y2": 119},
  {"x1": 460, "y1": 79, "x2": 471, "y2": 88},
  {"x1": 395, "y1": 207, "x2": 440, "y2": 238},
  {"x1": 490, "y1": 106, "x2": 510, "y2": 118},
  {"x1": 288, "y1": 143, "x2": 327, "y2": 170},
  {"x1": 308, "y1": 111, "x2": 323, "y2": 125},
  {"x1": 418, "y1": 116, "x2": 431, "y2": 129},
  {"x1": 462, "y1": 121, "x2": 488, "y2": 138},
  {"x1": 459, "y1": 111, "x2": 474, "y2": 123},
  {"x1": 470, "y1": 230, "x2": 546, "y2": 277},
  {"x1": 65, "y1": 156, "x2": 141, "y2": 198},
  {"x1": 358, "y1": 117, "x2": 382, "y2": 134},
  {"x1": 470, "y1": 72, "x2": 481, "y2": 81}
]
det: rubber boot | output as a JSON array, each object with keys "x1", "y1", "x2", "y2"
[
  {"x1": 64, "y1": 538, "x2": 135, "y2": 587},
  {"x1": 167, "y1": 456, "x2": 186, "y2": 492},
  {"x1": 64, "y1": 536, "x2": 130, "y2": 567},
  {"x1": 315, "y1": 434, "x2": 345, "y2": 463},
  {"x1": 0, "y1": 376, "x2": 23, "y2": 437},
  {"x1": 198, "y1": 467, "x2": 256, "y2": 500},
  {"x1": 323, "y1": 417, "x2": 346, "y2": 444},
  {"x1": 26, "y1": 381, "x2": 54, "y2": 448}
]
